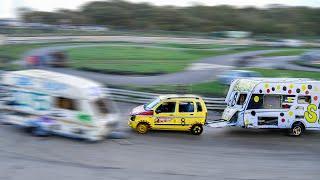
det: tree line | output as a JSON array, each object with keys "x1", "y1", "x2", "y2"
[{"x1": 19, "y1": 0, "x2": 320, "y2": 36}]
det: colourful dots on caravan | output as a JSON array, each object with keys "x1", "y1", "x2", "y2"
[
  {"x1": 288, "y1": 111, "x2": 294, "y2": 117},
  {"x1": 302, "y1": 84, "x2": 307, "y2": 91}
]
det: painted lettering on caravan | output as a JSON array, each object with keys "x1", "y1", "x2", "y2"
[{"x1": 304, "y1": 104, "x2": 318, "y2": 123}]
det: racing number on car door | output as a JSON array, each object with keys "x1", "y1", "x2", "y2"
[{"x1": 178, "y1": 101, "x2": 195, "y2": 126}]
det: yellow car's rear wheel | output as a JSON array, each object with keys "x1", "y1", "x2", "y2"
[
  {"x1": 136, "y1": 123, "x2": 149, "y2": 134},
  {"x1": 190, "y1": 124, "x2": 203, "y2": 135}
]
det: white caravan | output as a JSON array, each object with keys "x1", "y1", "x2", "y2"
[
  {"x1": 221, "y1": 78, "x2": 320, "y2": 136},
  {"x1": 0, "y1": 70, "x2": 119, "y2": 141}
]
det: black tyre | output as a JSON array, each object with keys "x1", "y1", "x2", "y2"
[
  {"x1": 190, "y1": 124, "x2": 203, "y2": 135},
  {"x1": 30, "y1": 126, "x2": 50, "y2": 137},
  {"x1": 289, "y1": 122, "x2": 304, "y2": 136}
]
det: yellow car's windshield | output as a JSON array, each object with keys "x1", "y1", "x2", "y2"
[{"x1": 145, "y1": 98, "x2": 160, "y2": 110}]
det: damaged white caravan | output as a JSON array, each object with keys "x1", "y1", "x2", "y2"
[{"x1": 221, "y1": 78, "x2": 320, "y2": 136}]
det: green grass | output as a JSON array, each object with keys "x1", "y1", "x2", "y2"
[
  {"x1": 0, "y1": 44, "x2": 47, "y2": 60},
  {"x1": 249, "y1": 68, "x2": 320, "y2": 80},
  {"x1": 0, "y1": 42, "x2": 96, "y2": 60},
  {"x1": 68, "y1": 45, "x2": 273, "y2": 74},
  {"x1": 0, "y1": 42, "x2": 269, "y2": 73},
  {"x1": 115, "y1": 68, "x2": 320, "y2": 96},
  {"x1": 260, "y1": 49, "x2": 308, "y2": 57},
  {"x1": 0, "y1": 43, "x2": 55, "y2": 70},
  {"x1": 112, "y1": 81, "x2": 229, "y2": 97},
  {"x1": 158, "y1": 43, "x2": 242, "y2": 49},
  {"x1": 294, "y1": 60, "x2": 320, "y2": 69},
  {"x1": 0, "y1": 42, "x2": 98, "y2": 70},
  {"x1": 69, "y1": 46, "x2": 202, "y2": 74}
]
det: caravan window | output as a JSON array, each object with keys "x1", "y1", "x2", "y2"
[
  {"x1": 298, "y1": 96, "x2": 311, "y2": 104},
  {"x1": 282, "y1": 95, "x2": 295, "y2": 103},
  {"x1": 263, "y1": 95, "x2": 281, "y2": 109},
  {"x1": 237, "y1": 94, "x2": 247, "y2": 106},
  {"x1": 55, "y1": 97, "x2": 78, "y2": 110},
  {"x1": 247, "y1": 94, "x2": 263, "y2": 109},
  {"x1": 94, "y1": 99, "x2": 109, "y2": 114},
  {"x1": 247, "y1": 94, "x2": 282, "y2": 109}
]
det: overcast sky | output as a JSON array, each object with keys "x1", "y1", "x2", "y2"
[{"x1": 1, "y1": 0, "x2": 320, "y2": 18}]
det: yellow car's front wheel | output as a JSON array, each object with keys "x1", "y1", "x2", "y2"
[{"x1": 136, "y1": 123, "x2": 149, "y2": 134}]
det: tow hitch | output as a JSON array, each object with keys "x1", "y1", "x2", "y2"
[{"x1": 205, "y1": 119, "x2": 236, "y2": 128}]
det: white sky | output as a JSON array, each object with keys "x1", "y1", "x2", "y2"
[{"x1": 1, "y1": 0, "x2": 320, "y2": 18}]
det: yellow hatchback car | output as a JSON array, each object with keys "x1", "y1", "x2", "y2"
[{"x1": 128, "y1": 95, "x2": 207, "y2": 135}]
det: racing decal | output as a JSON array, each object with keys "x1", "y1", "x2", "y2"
[
  {"x1": 304, "y1": 104, "x2": 318, "y2": 123},
  {"x1": 180, "y1": 118, "x2": 186, "y2": 126},
  {"x1": 43, "y1": 81, "x2": 67, "y2": 91},
  {"x1": 10, "y1": 90, "x2": 50, "y2": 110},
  {"x1": 155, "y1": 117, "x2": 172, "y2": 124},
  {"x1": 15, "y1": 76, "x2": 33, "y2": 86}
]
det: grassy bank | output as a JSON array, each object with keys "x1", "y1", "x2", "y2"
[
  {"x1": 114, "y1": 68, "x2": 320, "y2": 97},
  {"x1": 68, "y1": 45, "x2": 273, "y2": 74}
]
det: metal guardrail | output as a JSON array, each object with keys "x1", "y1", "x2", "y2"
[{"x1": 106, "y1": 88, "x2": 226, "y2": 110}]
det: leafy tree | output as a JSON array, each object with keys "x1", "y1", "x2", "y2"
[{"x1": 20, "y1": 0, "x2": 320, "y2": 36}]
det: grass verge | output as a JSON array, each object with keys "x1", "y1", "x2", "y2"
[
  {"x1": 68, "y1": 45, "x2": 273, "y2": 74},
  {"x1": 113, "y1": 68, "x2": 320, "y2": 97}
]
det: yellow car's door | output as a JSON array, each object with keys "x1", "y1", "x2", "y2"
[
  {"x1": 176, "y1": 101, "x2": 196, "y2": 130},
  {"x1": 153, "y1": 101, "x2": 177, "y2": 130}
]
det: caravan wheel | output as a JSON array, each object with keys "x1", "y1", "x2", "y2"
[
  {"x1": 289, "y1": 123, "x2": 304, "y2": 136},
  {"x1": 30, "y1": 126, "x2": 50, "y2": 137}
]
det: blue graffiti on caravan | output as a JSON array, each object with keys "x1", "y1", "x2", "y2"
[
  {"x1": 15, "y1": 76, "x2": 33, "y2": 86},
  {"x1": 43, "y1": 81, "x2": 67, "y2": 91}
]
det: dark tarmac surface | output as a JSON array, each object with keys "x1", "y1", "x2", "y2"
[{"x1": 0, "y1": 102, "x2": 319, "y2": 180}]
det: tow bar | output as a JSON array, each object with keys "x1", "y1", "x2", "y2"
[{"x1": 205, "y1": 119, "x2": 236, "y2": 128}]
